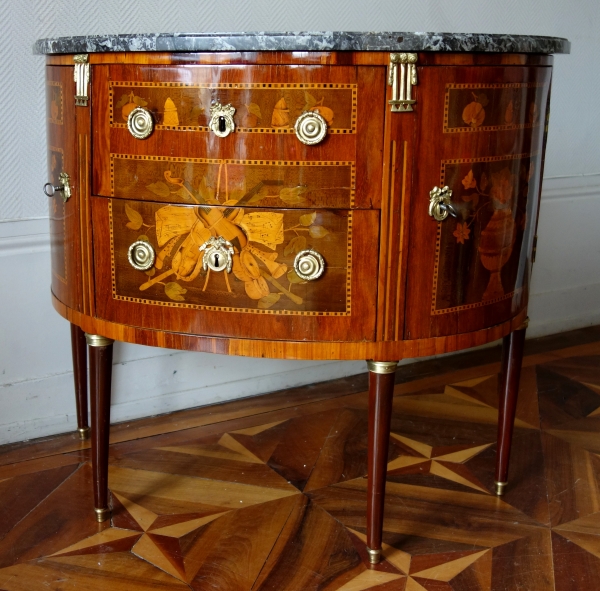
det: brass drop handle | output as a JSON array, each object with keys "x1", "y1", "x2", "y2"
[
  {"x1": 294, "y1": 111, "x2": 327, "y2": 146},
  {"x1": 209, "y1": 103, "x2": 236, "y2": 138},
  {"x1": 199, "y1": 236, "x2": 235, "y2": 272},
  {"x1": 43, "y1": 171, "x2": 71, "y2": 202},
  {"x1": 294, "y1": 249, "x2": 325, "y2": 281},
  {"x1": 127, "y1": 106, "x2": 154, "y2": 139},
  {"x1": 428, "y1": 185, "x2": 458, "y2": 222},
  {"x1": 128, "y1": 240, "x2": 155, "y2": 271}
]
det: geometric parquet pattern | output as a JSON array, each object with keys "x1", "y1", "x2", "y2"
[{"x1": 0, "y1": 339, "x2": 599, "y2": 590}]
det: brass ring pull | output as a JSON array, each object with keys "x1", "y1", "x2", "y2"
[
  {"x1": 43, "y1": 172, "x2": 71, "y2": 202},
  {"x1": 294, "y1": 249, "x2": 325, "y2": 281},
  {"x1": 294, "y1": 111, "x2": 327, "y2": 146},
  {"x1": 428, "y1": 186, "x2": 457, "y2": 222},
  {"x1": 128, "y1": 240, "x2": 155, "y2": 271},
  {"x1": 127, "y1": 106, "x2": 154, "y2": 139}
]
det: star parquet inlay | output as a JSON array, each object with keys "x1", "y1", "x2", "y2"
[{"x1": 0, "y1": 336, "x2": 599, "y2": 589}]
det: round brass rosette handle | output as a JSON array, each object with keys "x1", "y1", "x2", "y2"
[
  {"x1": 128, "y1": 240, "x2": 155, "y2": 271},
  {"x1": 294, "y1": 249, "x2": 325, "y2": 281},
  {"x1": 294, "y1": 111, "x2": 327, "y2": 146},
  {"x1": 127, "y1": 106, "x2": 154, "y2": 139}
]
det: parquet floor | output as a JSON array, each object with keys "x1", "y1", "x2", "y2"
[{"x1": 1, "y1": 330, "x2": 600, "y2": 590}]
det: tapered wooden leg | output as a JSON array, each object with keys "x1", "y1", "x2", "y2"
[
  {"x1": 366, "y1": 360, "x2": 399, "y2": 564},
  {"x1": 494, "y1": 323, "x2": 527, "y2": 495},
  {"x1": 70, "y1": 324, "x2": 90, "y2": 439},
  {"x1": 86, "y1": 333, "x2": 114, "y2": 522}
]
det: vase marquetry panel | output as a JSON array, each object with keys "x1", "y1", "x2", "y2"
[{"x1": 403, "y1": 64, "x2": 551, "y2": 339}]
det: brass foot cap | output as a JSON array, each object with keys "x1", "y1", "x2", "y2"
[
  {"x1": 366, "y1": 547, "x2": 381, "y2": 564},
  {"x1": 495, "y1": 481, "x2": 508, "y2": 496},
  {"x1": 94, "y1": 507, "x2": 111, "y2": 522},
  {"x1": 77, "y1": 427, "x2": 90, "y2": 440}
]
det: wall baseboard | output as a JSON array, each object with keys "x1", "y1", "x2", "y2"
[{"x1": 0, "y1": 356, "x2": 365, "y2": 446}]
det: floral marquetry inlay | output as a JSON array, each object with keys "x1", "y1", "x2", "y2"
[
  {"x1": 444, "y1": 83, "x2": 546, "y2": 133},
  {"x1": 110, "y1": 154, "x2": 355, "y2": 210}
]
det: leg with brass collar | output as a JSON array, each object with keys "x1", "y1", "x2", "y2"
[
  {"x1": 70, "y1": 324, "x2": 90, "y2": 439},
  {"x1": 366, "y1": 360, "x2": 399, "y2": 564},
  {"x1": 86, "y1": 333, "x2": 114, "y2": 522},
  {"x1": 494, "y1": 320, "x2": 527, "y2": 496}
]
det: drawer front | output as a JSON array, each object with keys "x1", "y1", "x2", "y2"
[
  {"x1": 93, "y1": 64, "x2": 385, "y2": 209},
  {"x1": 92, "y1": 197, "x2": 378, "y2": 341},
  {"x1": 110, "y1": 154, "x2": 355, "y2": 209}
]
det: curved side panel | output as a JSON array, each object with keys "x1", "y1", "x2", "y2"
[
  {"x1": 404, "y1": 64, "x2": 551, "y2": 339},
  {"x1": 46, "y1": 65, "x2": 83, "y2": 311}
]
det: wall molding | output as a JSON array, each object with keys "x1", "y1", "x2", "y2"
[
  {"x1": 0, "y1": 218, "x2": 50, "y2": 257},
  {"x1": 541, "y1": 173, "x2": 600, "y2": 201}
]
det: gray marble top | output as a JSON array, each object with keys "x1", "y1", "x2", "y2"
[{"x1": 34, "y1": 32, "x2": 570, "y2": 55}]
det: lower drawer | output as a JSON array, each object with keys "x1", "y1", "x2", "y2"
[{"x1": 92, "y1": 197, "x2": 378, "y2": 341}]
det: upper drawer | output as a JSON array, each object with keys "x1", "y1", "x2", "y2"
[{"x1": 92, "y1": 64, "x2": 385, "y2": 209}]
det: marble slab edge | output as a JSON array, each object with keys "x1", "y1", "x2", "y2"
[{"x1": 33, "y1": 31, "x2": 570, "y2": 55}]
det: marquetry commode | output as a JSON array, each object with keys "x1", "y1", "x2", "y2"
[{"x1": 35, "y1": 31, "x2": 569, "y2": 565}]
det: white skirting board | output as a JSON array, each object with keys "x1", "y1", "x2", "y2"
[{"x1": 0, "y1": 174, "x2": 599, "y2": 445}]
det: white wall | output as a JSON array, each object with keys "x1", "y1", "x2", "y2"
[{"x1": 0, "y1": 0, "x2": 599, "y2": 444}]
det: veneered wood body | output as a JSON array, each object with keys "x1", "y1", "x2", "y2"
[{"x1": 46, "y1": 51, "x2": 551, "y2": 359}]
